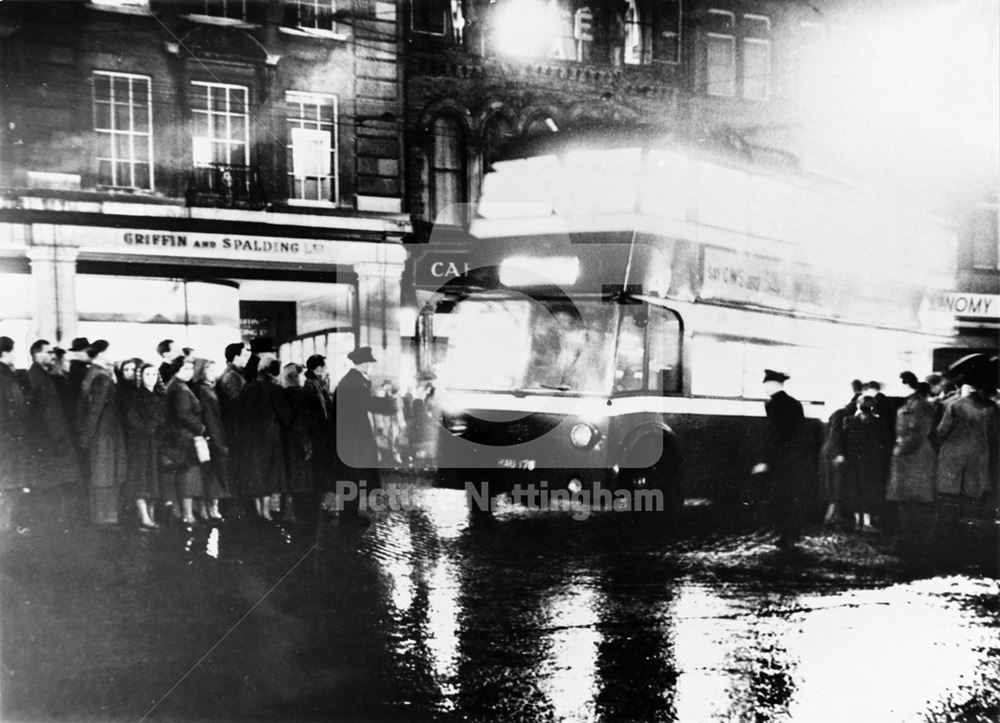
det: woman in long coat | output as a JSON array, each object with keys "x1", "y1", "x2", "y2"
[
  {"x1": 191, "y1": 358, "x2": 227, "y2": 521},
  {"x1": 886, "y1": 373, "x2": 937, "y2": 539},
  {"x1": 77, "y1": 340, "x2": 128, "y2": 525},
  {"x1": 239, "y1": 359, "x2": 291, "y2": 520},
  {"x1": 164, "y1": 357, "x2": 205, "y2": 525},
  {"x1": 126, "y1": 363, "x2": 165, "y2": 529},
  {"x1": 280, "y1": 363, "x2": 312, "y2": 523},
  {"x1": 834, "y1": 397, "x2": 889, "y2": 532}
]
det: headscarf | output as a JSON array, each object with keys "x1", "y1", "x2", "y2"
[
  {"x1": 190, "y1": 358, "x2": 214, "y2": 386},
  {"x1": 280, "y1": 363, "x2": 304, "y2": 388}
]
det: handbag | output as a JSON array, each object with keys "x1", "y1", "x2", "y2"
[{"x1": 193, "y1": 435, "x2": 211, "y2": 464}]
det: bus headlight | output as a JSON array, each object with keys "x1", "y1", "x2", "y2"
[{"x1": 570, "y1": 423, "x2": 598, "y2": 449}]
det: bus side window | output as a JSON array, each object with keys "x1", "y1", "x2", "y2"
[{"x1": 647, "y1": 306, "x2": 682, "y2": 394}]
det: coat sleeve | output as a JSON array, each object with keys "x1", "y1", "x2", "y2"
[
  {"x1": 894, "y1": 401, "x2": 924, "y2": 455},
  {"x1": 936, "y1": 400, "x2": 956, "y2": 443},
  {"x1": 174, "y1": 386, "x2": 206, "y2": 436}
]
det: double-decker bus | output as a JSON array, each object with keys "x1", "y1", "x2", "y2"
[{"x1": 413, "y1": 132, "x2": 956, "y2": 513}]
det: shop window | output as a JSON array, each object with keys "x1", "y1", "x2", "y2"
[
  {"x1": 285, "y1": 91, "x2": 337, "y2": 205},
  {"x1": 430, "y1": 114, "x2": 466, "y2": 225},
  {"x1": 286, "y1": 0, "x2": 338, "y2": 32},
  {"x1": 705, "y1": 10, "x2": 735, "y2": 96},
  {"x1": 93, "y1": 71, "x2": 153, "y2": 190},
  {"x1": 191, "y1": 81, "x2": 249, "y2": 168},
  {"x1": 655, "y1": 0, "x2": 681, "y2": 64},
  {"x1": 624, "y1": 0, "x2": 651, "y2": 65},
  {"x1": 741, "y1": 14, "x2": 770, "y2": 101}
]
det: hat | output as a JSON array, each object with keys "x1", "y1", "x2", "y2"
[
  {"x1": 347, "y1": 346, "x2": 377, "y2": 364},
  {"x1": 899, "y1": 371, "x2": 919, "y2": 389},
  {"x1": 763, "y1": 369, "x2": 789, "y2": 383},
  {"x1": 69, "y1": 337, "x2": 91, "y2": 352},
  {"x1": 249, "y1": 337, "x2": 277, "y2": 355},
  {"x1": 305, "y1": 354, "x2": 326, "y2": 372},
  {"x1": 86, "y1": 339, "x2": 110, "y2": 358}
]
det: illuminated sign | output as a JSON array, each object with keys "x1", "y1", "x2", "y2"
[
  {"x1": 414, "y1": 249, "x2": 473, "y2": 288},
  {"x1": 925, "y1": 292, "x2": 999, "y2": 319},
  {"x1": 700, "y1": 246, "x2": 825, "y2": 312},
  {"x1": 500, "y1": 256, "x2": 580, "y2": 287}
]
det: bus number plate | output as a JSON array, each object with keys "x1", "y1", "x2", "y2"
[{"x1": 498, "y1": 458, "x2": 536, "y2": 471}]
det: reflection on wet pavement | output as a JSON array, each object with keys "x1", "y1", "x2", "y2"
[{"x1": 2, "y1": 479, "x2": 997, "y2": 722}]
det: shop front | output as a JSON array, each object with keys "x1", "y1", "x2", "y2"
[{"x1": 0, "y1": 215, "x2": 407, "y2": 383}]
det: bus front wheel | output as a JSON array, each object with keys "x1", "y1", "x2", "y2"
[{"x1": 616, "y1": 434, "x2": 683, "y2": 517}]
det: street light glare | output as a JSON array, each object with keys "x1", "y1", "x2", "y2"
[{"x1": 493, "y1": 0, "x2": 556, "y2": 58}]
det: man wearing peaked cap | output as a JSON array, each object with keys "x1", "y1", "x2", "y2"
[
  {"x1": 752, "y1": 368, "x2": 811, "y2": 549},
  {"x1": 331, "y1": 346, "x2": 397, "y2": 518}
]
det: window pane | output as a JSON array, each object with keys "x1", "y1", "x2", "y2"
[
  {"x1": 432, "y1": 116, "x2": 462, "y2": 168},
  {"x1": 133, "y1": 103, "x2": 149, "y2": 129},
  {"x1": 97, "y1": 160, "x2": 113, "y2": 185},
  {"x1": 115, "y1": 162, "x2": 131, "y2": 186},
  {"x1": 744, "y1": 15, "x2": 770, "y2": 39},
  {"x1": 614, "y1": 307, "x2": 645, "y2": 393},
  {"x1": 134, "y1": 163, "x2": 150, "y2": 189},
  {"x1": 434, "y1": 170, "x2": 459, "y2": 213},
  {"x1": 93, "y1": 74, "x2": 111, "y2": 101},
  {"x1": 647, "y1": 307, "x2": 682, "y2": 393},
  {"x1": 193, "y1": 112, "x2": 209, "y2": 138},
  {"x1": 114, "y1": 133, "x2": 132, "y2": 161},
  {"x1": 114, "y1": 103, "x2": 131, "y2": 131},
  {"x1": 212, "y1": 114, "x2": 227, "y2": 139},
  {"x1": 94, "y1": 101, "x2": 111, "y2": 130},
  {"x1": 742, "y1": 40, "x2": 769, "y2": 100},
  {"x1": 112, "y1": 76, "x2": 131, "y2": 100},
  {"x1": 706, "y1": 35, "x2": 735, "y2": 96},
  {"x1": 412, "y1": 0, "x2": 447, "y2": 33}
]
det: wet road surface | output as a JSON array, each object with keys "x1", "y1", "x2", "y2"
[{"x1": 2, "y1": 478, "x2": 998, "y2": 722}]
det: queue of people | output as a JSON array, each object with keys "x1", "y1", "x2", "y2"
[
  {"x1": 0, "y1": 334, "x2": 408, "y2": 532},
  {"x1": 820, "y1": 371, "x2": 999, "y2": 541}
]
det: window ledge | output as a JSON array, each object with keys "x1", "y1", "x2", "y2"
[
  {"x1": 286, "y1": 199, "x2": 339, "y2": 209},
  {"x1": 278, "y1": 26, "x2": 348, "y2": 41},
  {"x1": 180, "y1": 14, "x2": 260, "y2": 30}
]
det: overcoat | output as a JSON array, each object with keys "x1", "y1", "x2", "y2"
[
  {"x1": 216, "y1": 364, "x2": 245, "y2": 492},
  {"x1": 0, "y1": 362, "x2": 28, "y2": 490},
  {"x1": 282, "y1": 386, "x2": 313, "y2": 493},
  {"x1": 239, "y1": 371, "x2": 291, "y2": 497},
  {"x1": 303, "y1": 373, "x2": 333, "y2": 488},
  {"x1": 332, "y1": 368, "x2": 397, "y2": 481},
  {"x1": 165, "y1": 376, "x2": 205, "y2": 499},
  {"x1": 760, "y1": 390, "x2": 812, "y2": 493},
  {"x1": 935, "y1": 393, "x2": 998, "y2": 498},
  {"x1": 25, "y1": 362, "x2": 79, "y2": 488},
  {"x1": 819, "y1": 404, "x2": 852, "y2": 504},
  {"x1": 194, "y1": 380, "x2": 229, "y2": 498},
  {"x1": 78, "y1": 365, "x2": 128, "y2": 490},
  {"x1": 886, "y1": 393, "x2": 936, "y2": 502},
  {"x1": 837, "y1": 414, "x2": 889, "y2": 513},
  {"x1": 125, "y1": 386, "x2": 166, "y2": 500}
]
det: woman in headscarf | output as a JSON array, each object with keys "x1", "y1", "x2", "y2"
[
  {"x1": 164, "y1": 356, "x2": 205, "y2": 525},
  {"x1": 280, "y1": 363, "x2": 312, "y2": 523},
  {"x1": 190, "y1": 358, "x2": 227, "y2": 522},
  {"x1": 125, "y1": 363, "x2": 165, "y2": 530},
  {"x1": 239, "y1": 358, "x2": 291, "y2": 521},
  {"x1": 77, "y1": 340, "x2": 128, "y2": 525}
]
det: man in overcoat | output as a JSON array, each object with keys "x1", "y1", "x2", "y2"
[
  {"x1": 25, "y1": 339, "x2": 79, "y2": 526},
  {"x1": 332, "y1": 346, "x2": 398, "y2": 516},
  {"x1": 752, "y1": 369, "x2": 812, "y2": 549},
  {"x1": 217, "y1": 341, "x2": 249, "y2": 514},
  {"x1": 0, "y1": 336, "x2": 28, "y2": 532}
]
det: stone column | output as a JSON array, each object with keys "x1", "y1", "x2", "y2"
[
  {"x1": 354, "y1": 260, "x2": 405, "y2": 384},
  {"x1": 26, "y1": 242, "x2": 79, "y2": 345}
]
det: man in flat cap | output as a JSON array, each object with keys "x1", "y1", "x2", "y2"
[
  {"x1": 332, "y1": 346, "x2": 398, "y2": 518},
  {"x1": 752, "y1": 369, "x2": 811, "y2": 549}
]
